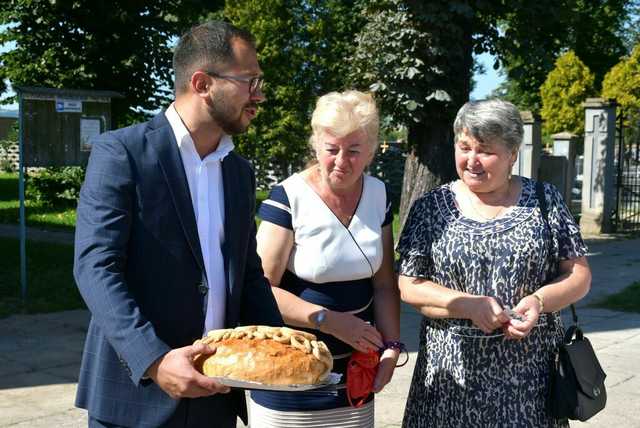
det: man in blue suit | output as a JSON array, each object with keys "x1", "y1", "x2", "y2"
[{"x1": 74, "y1": 21, "x2": 283, "y2": 428}]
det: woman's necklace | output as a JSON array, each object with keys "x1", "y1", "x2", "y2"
[{"x1": 463, "y1": 179, "x2": 512, "y2": 221}]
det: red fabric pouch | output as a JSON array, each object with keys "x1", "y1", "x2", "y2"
[{"x1": 346, "y1": 350, "x2": 380, "y2": 408}]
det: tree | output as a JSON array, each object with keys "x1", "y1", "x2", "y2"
[
  {"x1": 350, "y1": 0, "x2": 474, "y2": 221},
  {"x1": 602, "y1": 44, "x2": 640, "y2": 120},
  {"x1": 348, "y1": 0, "x2": 634, "y2": 225},
  {"x1": 350, "y1": 0, "x2": 608, "y2": 224},
  {"x1": 620, "y1": 0, "x2": 640, "y2": 52},
  {"x1": 540, "y1": 51, "x2": 595, "y2": 136},
  {"x1": 496, "y1": 0, "x2": 628, "y2": 111},
  {"x1": 221, "y1": 0, "x2": 363, "y2": 187},
  {"x1": 0, "y1": 0, "x2": 220, "y2": 126}
]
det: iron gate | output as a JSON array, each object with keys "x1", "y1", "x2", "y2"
[{"x1": 612, "y1": 110, "x2": 640, "y2": 232}]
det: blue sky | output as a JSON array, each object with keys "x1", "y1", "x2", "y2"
[{"x1": 470, "y1": 52, "x2": 505, "y2": 100}]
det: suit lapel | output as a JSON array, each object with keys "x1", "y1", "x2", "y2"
[{"x1": 147, "y1": 113, "x2": 205, "y2": 272}]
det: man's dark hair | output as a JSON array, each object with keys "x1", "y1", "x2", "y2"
[{"x1": 173, "y1": 20, "x2": 255, "y2": 95}]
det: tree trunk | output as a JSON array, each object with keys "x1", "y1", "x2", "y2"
[
  {"x1": 397, "y1": 20, "x2": 474, "y2": 232},
  {"x1": 398, "y1": 121, "x2": 458, "y2": 230}
]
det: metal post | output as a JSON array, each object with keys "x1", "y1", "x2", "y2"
[
  {"x1": 615, "y1": 110, "x2": 624, "y2": 231},
  {"x1": 18, "y1": 93, "x2": 27, "y2": 306}
]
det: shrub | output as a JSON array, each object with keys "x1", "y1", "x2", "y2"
[
  {"x1": 540, "y1": 51, "x2": 595, "y2": 136},
  {"x1": 27, "y1": 167, "x2": 85, "y2": 206},
  {"x1": 602, "y1": 44, "x2": 640, "y2": 120},
  {"x1": 0, "y1": 123, "x2": 18, "y2": 172}
]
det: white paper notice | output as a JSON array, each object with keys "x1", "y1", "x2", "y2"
[{"x1": 80, "y1": 118, "x2": 102, "y2": 151}]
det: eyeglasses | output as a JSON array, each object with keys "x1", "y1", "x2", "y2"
[{"x1": 204, "y1": 71, "x2": 264, "y2": 94}]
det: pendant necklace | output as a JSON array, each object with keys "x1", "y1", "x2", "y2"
[{"x1": 464, "y1": 180, "x2": 511, "y2": 221}]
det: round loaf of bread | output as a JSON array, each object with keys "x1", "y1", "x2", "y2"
[{"x1": 194, "y1": 326, "x2": 333, "y2": 385}]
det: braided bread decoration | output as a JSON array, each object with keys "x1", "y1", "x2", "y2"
[{"x1": 194, "y1": 325, "x2": 333, "y2": 385}]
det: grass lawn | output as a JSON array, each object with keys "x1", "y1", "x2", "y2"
[
  {"x1": 0, "y1": 173, "x2": 270, "y2": 231},
  {"x1": 0, "y1": 174, "x2": 399, "y2": 318},
  {"x1": 0, "y1": 236, "x2": 84, "y2": 318},
  {"x1": 592, "y1": 281, "x2": 640, "y2": 313},
  {"x1": 0, "y1": 172, "x2": 76, "y2": 229}
]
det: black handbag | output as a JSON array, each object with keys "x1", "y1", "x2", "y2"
[
  {"x1": 535, "y1": 181, "x2": 607, "y2": 421},
  {"x1": 547, "y1": 305, "x2": 607, "y2": 421}
]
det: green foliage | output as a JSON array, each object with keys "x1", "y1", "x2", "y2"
[
  {"x1": 0, "y1": 122, "x2": 18, "y2": 172},
  {"x1": 221, "y1": 0, "x2": 362, "y2": 187},
  {"x1": 496, "y1": 0, "x2": 628, "y2": 110},
  {"x1": 540, "y1": 51, "x2": 595, "y2": 135},
  {"x1": 350, "y1": 0, "x2": 473, "y2": 131},
  {"x1": 27, "y1": 167, "x2": 85, "y2": 207},
  {"x1": 621, "y1": 0, "x2": 640, "y2": 53},
  {"x1": 602, "y1": 44, "x2": 640, "y2": 119},
  {"x1": 0, "y1": 237, "x2": 81, "y2": 318},
  {"x1": 0, "y1": 1, "x2": 221, "y2": 126},
  {"x1": 593, "y1": 281, "x2": 640, "y2": 313}
]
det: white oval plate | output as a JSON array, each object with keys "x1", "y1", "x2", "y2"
[{"x1": 210, "y1": 372, "x2": 342, "y2": 391}]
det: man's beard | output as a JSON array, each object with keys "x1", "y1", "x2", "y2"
[{"x1": 210, "y1": 92, "x2": 254, "y2": 135}]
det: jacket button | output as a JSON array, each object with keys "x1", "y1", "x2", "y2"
[{"x1": 198, "y1": 282, "x2": 208, "y2": 294}]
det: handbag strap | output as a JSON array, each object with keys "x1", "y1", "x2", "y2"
[{"x1": 535, "y1": 181, "x2": 579, "y2": 326}]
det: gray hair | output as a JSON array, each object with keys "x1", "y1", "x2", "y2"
[{"x1": 453, "y1": 99, "x2": 524, "y2": 152}]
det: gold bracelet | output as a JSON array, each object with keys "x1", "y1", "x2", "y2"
[{"x1": 532, "y1": 292, "x2": 545, "y2": 313}]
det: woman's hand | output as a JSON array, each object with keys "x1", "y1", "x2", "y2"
[
  {"x1": 324, "y1": 310, "x2": 383, "y2": 353},
  {"x1": 502, "y1": 295, "x2": 541, "y2": 340},
  {"x1": 463, "y1": 295, "x2": 511, "y2": 334},
  {"x1": 372, "y1": 347, "x2": 400, "y2": 393}
]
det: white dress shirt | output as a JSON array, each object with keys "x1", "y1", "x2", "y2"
[{"x1": 165, "y1": 104, "x2": 234, "y2": 333}]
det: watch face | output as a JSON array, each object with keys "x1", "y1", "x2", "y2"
[{"x1": 314, "y1": 310, "x2": 326, "y2": 328}]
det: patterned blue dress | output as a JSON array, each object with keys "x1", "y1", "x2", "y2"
[{"x1": 397, "y1": 177, "x2": 587, "y2": 428}]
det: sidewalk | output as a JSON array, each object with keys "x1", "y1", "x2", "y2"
[
  {"x1": 0, "y1": 235, "x2": 639, "y2": 427},
  {"x1": 0, "y1": 224, "x2": 74, "y2": 246}
]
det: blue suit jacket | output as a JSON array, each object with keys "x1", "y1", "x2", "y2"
[{"x1": 73, "y1": 112, "x2": 283, "y2": 427}]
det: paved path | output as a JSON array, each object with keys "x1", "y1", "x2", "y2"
[
  {"x1": 0, "y1": 224, "x2": 75, "y2": 245},
  {"x1": 0, "y1": 232, "x2": 639, "y2": 427}
]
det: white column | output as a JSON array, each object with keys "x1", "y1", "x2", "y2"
[
  {"x1": 512, "y1": 111, "x2": 541, "y2": 179},
  {"x1": 552, "y1": 132, "x2": 578, "y2": 202}
]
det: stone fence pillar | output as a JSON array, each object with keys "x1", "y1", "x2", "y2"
[
  {"x1": 512, "y1": 111, "x2": 541, "y2": 179},
  {"x1": 580, "y1": 98, "x2": 617, "y2": 235},
  {"x1": 552, "y1": 132, "x2": 578, "y2": 202}
]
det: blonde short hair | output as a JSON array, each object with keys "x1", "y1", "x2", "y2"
[{"x1": 309, "y1": 90, "x2": 380, "y2": 153}]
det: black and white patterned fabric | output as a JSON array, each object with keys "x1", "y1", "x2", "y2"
[{"x1": 397, "y1": 177, "x2": 587, "y2": 428}]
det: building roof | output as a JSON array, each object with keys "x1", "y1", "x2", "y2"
[
  {"x1": 0, "y1": 110, "x2": 18, "y2": 119},
  {"x1": 14, "y1": 86, "x2": 124, "y2": 101}
]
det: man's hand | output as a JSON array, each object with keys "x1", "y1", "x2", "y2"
[{"x1": 146, "y1": 343, "x2": 231, "y2": 399}]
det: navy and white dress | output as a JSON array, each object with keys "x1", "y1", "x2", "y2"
[
  {"x1": 397, "y1": 177, "x2": 586, "y2": 428},
  {"x1": 249, "y1": 173, "x2": 393, "y2": 428}
]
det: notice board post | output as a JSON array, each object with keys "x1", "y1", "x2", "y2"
[{"x1": 15, "y1": 87, "x2": 123, "y2": 306}]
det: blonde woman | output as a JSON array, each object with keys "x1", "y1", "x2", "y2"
[{"x1": 249, "y1": 90, "x2": 401, "y2": 427}]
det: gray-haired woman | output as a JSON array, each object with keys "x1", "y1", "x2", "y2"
[{"x1": 397, "y1": 99, "x2": 591, "y2": 427}]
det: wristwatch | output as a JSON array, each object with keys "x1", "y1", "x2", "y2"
[{"x1": 313, "y1": 308, "x2": 328, "y2": 331}]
